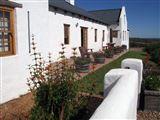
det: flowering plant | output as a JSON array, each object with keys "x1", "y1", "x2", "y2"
[{"x1": 28, "y1": 36, "x2": 81, "y2": 120}]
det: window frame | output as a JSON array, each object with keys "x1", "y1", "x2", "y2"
[
  {"x1": 0, "y1": 6, "x2": 15, "y2": 57},
  {"x1": 112, "y1": 30, "x2": 118, "y2": 38},
  {"x1": 64, "y1": 24, "x2": 70, "y2": 45},
  {"x1": 102, "y1": 30, "x2": 105, "y2": 41}
]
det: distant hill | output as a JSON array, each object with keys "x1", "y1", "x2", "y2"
[{"x1": 129, "y1": 38, "x2": 160, "y2": 48}]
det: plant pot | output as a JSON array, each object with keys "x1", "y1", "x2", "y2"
[
  {"x1": 94, "y1": 57, "x2": 105, "y2": 64},
  {"x1": 105, "y1": 53, "x2": 113, "y2": 58},
  {"x1": 144, "y1": 90, "x2": 160, "y2": 111},
  {"x1": 76, "y1": 63, "x2": 90, "y2": 73}
]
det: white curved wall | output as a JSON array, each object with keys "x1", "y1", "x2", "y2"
[
  {"x1": 121, "y1": 58, "x2": 143, "y2": 94},
  {"x1": 90, "y1": 69, "x2": 139, "y2": 120}
]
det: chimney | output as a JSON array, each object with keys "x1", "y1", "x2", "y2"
[{"x1": 65, "y1": 0, "x2": 75, "y2": 5}]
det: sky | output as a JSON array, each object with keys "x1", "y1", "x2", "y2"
[{"x1": 76, "y1": 0, "x2": 160, "y2": 38}]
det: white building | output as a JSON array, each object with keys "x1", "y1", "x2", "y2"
[
  {"x1": 90, "y1": 7, "x2": 129, "y2": 49},
  {"x1": 0, "y1": 0, "x2": 129, "y2": 103}
]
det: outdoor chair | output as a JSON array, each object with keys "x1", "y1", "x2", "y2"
[
  {"x1": 79, "y1": 47, "x2": 94, "y2": 62},
  {"x1": 79, "y1": 47, "x2": 93, "y2": 58}
]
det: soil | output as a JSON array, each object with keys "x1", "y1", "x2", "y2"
[
  {"x1": 0, "y1": 93, "x2": 34, "y2": 120},
  {"x1": 0, "y1": 93, "x2": 103, "y2": 120}
]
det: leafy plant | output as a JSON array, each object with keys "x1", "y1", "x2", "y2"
[
  {"x1": 28, "y1": 36, "x2": 82, "y2": 120},
  {"x1": 93, "y1": 52, "x2": 105, "y2": 58},
  {"x1": 75, "y1": 57, "x2": 91, "y2": 65},
  {"x1": 104, "y1": 49, "x2": 113, "y2": 58},
  {"x1": 145, "y1": 75, "x2": 160, "y2": 91},
  {"x1": 113, "y1": 46, "x2": 122, "y2": 53},
  {"x1": 143, "y1": 43, "x2": 160, "y2": 65}
]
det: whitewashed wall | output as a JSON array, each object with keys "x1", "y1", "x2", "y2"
[
  {"x1": 48, "y1": 8, "x2": 109, "y2": 58},
  {"x1": 120, "y1": 6, "x2": 129, "y2": 49},
  {"x1": 1, "y1": 0, "x2": 49, "y2": 104},
  {"x1": 110, "y1": 6, "x2": 129, "y2": 49},
  {"x1": 1, "y1": 0, "x2": 109, "y2": 103}
]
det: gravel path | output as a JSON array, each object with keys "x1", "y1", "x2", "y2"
[{"x1": 137, "y1": 111, "x2": 160, "y2": 120}]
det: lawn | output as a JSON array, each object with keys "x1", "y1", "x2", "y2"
[{"x1": 78, "y1": 50, "x2": 146, "y2": 95}]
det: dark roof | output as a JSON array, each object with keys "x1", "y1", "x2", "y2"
[
  {"x1": 0, "y1": 0, "x2": 22, "y2": 8},
  {"x1": 49, "y1": 0, "x2": 108, "y2": 25},
  {"x1": 89, "y1": 9, "x2": 121, "y2": 25}
]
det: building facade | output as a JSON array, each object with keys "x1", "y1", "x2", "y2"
[{"x1": 0, "y1": 0, "x2": 129, "y2": 103}]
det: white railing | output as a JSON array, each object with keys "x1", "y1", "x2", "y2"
[{"x1": 90, "y1": 59, "x2": 143, "y2": 120}]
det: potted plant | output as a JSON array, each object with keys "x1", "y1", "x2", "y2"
[
  {"x1": 122, "y1": 45, "x2": 127, "y2": 50},
  {"x1": 93, "y1": 52, "x2": 105, "y2": 64},
  {"x1": 104, "y1": 49, "x2": 114, "y2": 58},
  {"x1": 114, "y1": 46, "x2": 121, "y2": 54},
  {"x1": 75, "y1": 57, "x2": 91, "y2": 73},
  {"x1": 144, "y1": 75, "x2": 160, "y2": 111}
]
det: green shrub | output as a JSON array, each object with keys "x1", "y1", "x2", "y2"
[
  {"x1": 144, "y1": 43, "x2": 160, "y2": 65},
  {"x1": 143, "y1": 44, "x2": 160, "y2": 54},
  {"x1": 30, "y1": 106, "x2": 55, "y2": 120},
  {"x1": 145, "y1": 75, "x2": 160, "y2": 91},
  {"x1": 104, "y1": 49, "x2": 114, "y2": 58},
  {"x1": 150, "y1": 48, "x2": 159, "y2": 64},
  {"x1": 28, "y1": 39, "x2": 82, "y2": 120}
]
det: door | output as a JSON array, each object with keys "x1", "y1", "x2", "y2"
[
  {"x1": 81, "y1": 27, "x2": 88, "y2": 49},
  {"x1": 110, "y1": 29, "x2": 113, "y2": 43},
  {"x1": 102, "y1": 30, "x2": 105, "y2": 47}
]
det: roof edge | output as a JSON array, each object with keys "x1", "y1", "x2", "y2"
[
  {"x1": 89, "y1": 8, "x2": 122, "y2": 12},
  {"x1": 0, "y1": 0, "x2": 22, "y2": 8},
  {"x1": 49, "y1": 1, "x2": 109, "y2": 25}
]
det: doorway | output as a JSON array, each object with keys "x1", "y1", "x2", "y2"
[
  {"x1": 81, "y1": 27, "x2": 88, "y2": 49},
  {"x1": 110, "y1": 29, "x2": 113, "y2": 43}
]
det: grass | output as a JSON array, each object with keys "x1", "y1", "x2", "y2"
[{"x1": 78, "y1": 50, "x2": 146, "y2": 95}]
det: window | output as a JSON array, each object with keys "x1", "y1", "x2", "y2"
[
  {"x1": 95, "y1": 29, "x2": 97, "y2": 42},
  {"x1": 0, "y1": 7, "x2": 15, "y2": 56},
  {"x1": 124, "y1": 31, "x2": 126, "y2": 41},
  {"x1": 112, "y1": 30, "x2": 118, "y2": 38},
  {"x1": 124, "y1": 15, "x2": 126, "y2": 25},
  {"x1": 102, "y1": 30, "x2": 105, "y2": 41},
  {"x1": 64, "y1": 24, "x2": 70, "y2": 45},
  {"x1": 123, "y1": 31, "x2": 124, "y2": 41}
]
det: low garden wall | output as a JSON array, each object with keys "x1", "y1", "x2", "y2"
[{"x1": 90, "y1": 58, "x2": 143, "y2": 119}]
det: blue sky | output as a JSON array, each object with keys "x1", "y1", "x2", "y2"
[{"x1": 76, "y1": 0, "x2": 160, "y2": 38}]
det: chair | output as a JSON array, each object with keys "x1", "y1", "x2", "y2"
[{"x1": 79, "y1": 47, "x2": 93, "y2": 58}]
